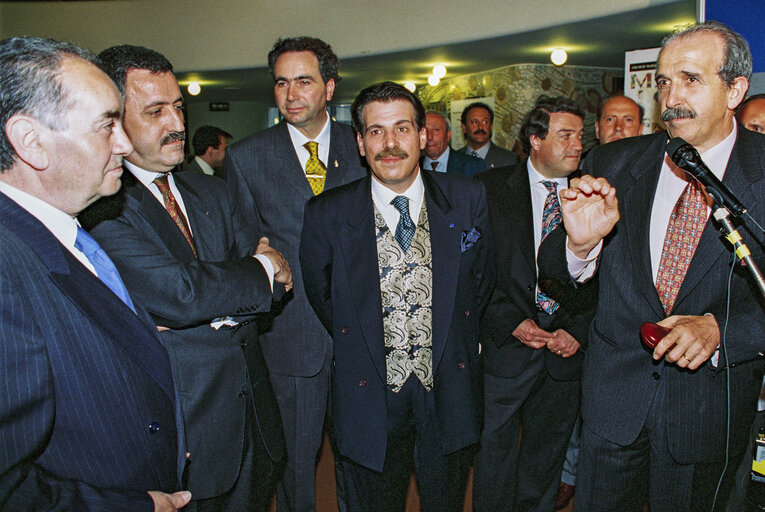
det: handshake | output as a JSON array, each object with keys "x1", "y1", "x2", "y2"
[{"x1": 255, "y1": 237, "x2": 293, "y2": 292}]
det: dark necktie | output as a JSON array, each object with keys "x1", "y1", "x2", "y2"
[
  {"x1": 431, "y1": 160, "x2": 439, "y2": 172},
  {"x1": 471, "y1": 150, "x2": 480, "y2": 158},
  {"x1": 304, "y1": 141, "x2": 327, "y2": 195},
  {"x1": 75, "y1": 225, "x2": 136, "y2": 312},
  {"x1": 536, "y1": 181, "x2": 562, "y2": 314},
  {"x1": 153, "y1": 174, "x2": 198, "y2": 257},
  {"x1": 391, "y1": 195, "x2": 415, "y2": 252},
  {"x1": 655, "y1": 180, "x2": 706, "y2": 314}
]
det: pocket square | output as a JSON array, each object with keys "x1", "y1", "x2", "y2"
[{"x1": 460, "y1": 227, "x2": 482, "y2": 252}]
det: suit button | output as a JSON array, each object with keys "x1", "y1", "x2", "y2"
[
  {"x1": 652, "y1": 372, "x2": 660, "y2": 380},
  {"x1": 358, "y1": 380, "x2": 366, "y2": 387},
  {"x1": 464, "y1": 310, "x2": 470, "y2": 317},
  {"x1": 240, "y1": 341, "x2": 247, "y2": 348},
  {"x1": 457, "y1": 362, "x2": 466, "y2": 369},
  {"x1": 148, "y1": 422, "x2": 160, "y2": 434},
  {"x1": 527, "y1": 285, "x2": 535, "y2": 292},
  {"x1": 239, "y1": 390, "x2": 248, "y2": 398},
  {"x1": 341, "y1": 326, "x2": 349, "y2": 334}
]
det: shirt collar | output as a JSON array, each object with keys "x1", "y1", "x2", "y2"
[
  {"x1": 694, "y1": 118, "x2": 738, "y2": 181},
  {"x1": 471, "y1": 141, "x2": 491, "y2": 159},
  {"x1": 286, "y1": 111, "x2": 331, "y2": 148},
  {"x1": 193, "y1": 156, "x2": 215, "y2": 175},
  {"x1": 371, "y1": 167, "x2": 425, "y2": 208},
  {"x1": 0, "y1": 180, "x2": 79, "y2": 248},
  {"x1": 124, "y1": 159, "x2": 169, "y2": 187},
  {"x1": 423, "y1": 146, "x2": 450, "y2": 171},
  {"x1": 526, "y1": 158, "x2": 569, "y2": 189}
]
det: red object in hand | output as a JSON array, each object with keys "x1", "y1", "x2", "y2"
[{"x1": 640, "y1": 322, "x2": 672, "y2": 349}]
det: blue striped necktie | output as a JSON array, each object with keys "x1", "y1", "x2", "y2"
[{"x1": 75, "y1": 225, "x2": 136, "y2": 312}]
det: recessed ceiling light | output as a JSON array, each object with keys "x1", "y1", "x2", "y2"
[
  {"x1": 550, "y1": 49, "x2": 567, "y2": 66},
  {"x1": 404, "y1": 81, "x2": 416, "y2": 92},
  {"x1": 428, "y1": 75, "x2": 439, "y2": 87},
  {"x1": 432, "y1": 64, "x2": 447, "y2": 79},
  {"x1": 187, "y1": 82, "x2": 201, "y2": 95}
]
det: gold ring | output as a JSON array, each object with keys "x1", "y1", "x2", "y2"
[
  {"x1": 558, "y1": 350, "x2": 562, "y2": 355},
  {"x1": 682, "y1": 354, "x2": 692, "y2": 362}
]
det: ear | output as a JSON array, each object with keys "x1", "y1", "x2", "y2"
[
  {"x1": 446, "y1": 129, "x2": 452, "y2": 143},
  {"x1": 356, "y1": 131, "x2": 365, "y2": 157},
  {"x1": 594, "y1": 121, "x2": 600, "y2": 140},
  {"x1": 529, "y1": 134, "x2": 542, "y2": 152},
  {"x1": 460, "y1": 122, "x2": 467, "y2": 135},
  {"x1": 5, "y1": 114, "x2": 50, "y2": 170},
  {"x1": 325, "y1": 78, "x2": 336, "y2": 102},
  {"x1": 419, "y1": 126, "x2": 427, "y2": 151},
  {"x1": 727, "y1": 76, "x2": 749, "y2": 111}
]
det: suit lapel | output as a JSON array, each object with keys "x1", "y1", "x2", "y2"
[
  {"x1": 504, "y1": 167, "x2": 536, "y2": 272},
  {"x1": 173, "y1": 173, "x2": 220, "y2": 259},
  {"x1": 620, "y1": 137, "x2": 666, "y2": 318},
  {"x1": 422, "y1": 171, "x2": 459, "y2": 371},
  {"x1": 326, "y1": 121, "x2": 364, "y2": 189},
  {"x1": 0, "y1": 193, "x2": 175, "y2": 399},
  {"x1": 275, "y1": 122, "x2": 316, "y2": 199},
  {"x1": 338, "y1": 177, "x2": 388, "y2": 382}
]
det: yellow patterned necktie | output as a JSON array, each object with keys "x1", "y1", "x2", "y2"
[{"x1": 304, "y1": 141, "x2": 326, "y2": 195}]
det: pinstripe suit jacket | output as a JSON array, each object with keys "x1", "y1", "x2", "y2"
[
  {"x1": 225, "y1": 120, "x2": 367, "y2": 377},
  {"x1": 538, "y1": 129, "x2": 765, "y2": 464},
  {"x1": 0, "y1": 192, "x2": 180, "y2": 511}
]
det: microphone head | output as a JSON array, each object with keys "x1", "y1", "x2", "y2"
[{"x1": 666, "y1": 137, "x2": 699, "y2": 171}]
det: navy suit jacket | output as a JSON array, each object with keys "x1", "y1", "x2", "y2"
[
  {"x1": 458, "y1": 141, "x2": 519, "y2": 169},
  {"x1": 538, "y1": 129, "x2": 765, "y2": 463},
  {"x1": 0, "y1": 192, "x2": 180, "y2": 510},
  {"x1": 84, "y1": 171, "x2": 284, "y2": 499},
  {"x1": 299, "y1": 171, "x2": 496, "y2": 472},
  {"x1": 225, "y1": 120, "x2": 367, "y2": 378},
  {"x1": 477, "y1": 163, "x2": 594, "y2": 380}
]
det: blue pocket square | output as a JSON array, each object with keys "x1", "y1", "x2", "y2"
[{"x1": 460, "y1": 227, "x2": 482, "y2": 252}]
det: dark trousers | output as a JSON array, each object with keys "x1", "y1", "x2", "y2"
[
  {"x1": 338, "y1": 376, "x2": 473, "y2": 512},
  {"x1": 575, "y1": 380, "x2": 743, "y2": 512},
  {"x1": 186, "y1": 397, "x2": 279, "y2": 512},
  {"x1": 473, "y1": 354, "x2": 580, "y2": 512}
]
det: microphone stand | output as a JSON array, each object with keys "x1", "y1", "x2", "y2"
[{"x1": 706, "y1": 187, "x2": 765, "y2": 299}]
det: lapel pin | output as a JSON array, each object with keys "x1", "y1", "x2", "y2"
[
  {"x1": 334, "y1": 160, "x2": 339, "y2": 167},
  {"x1": 450, "y1": 223, "x2": 454, "y2": 228}
]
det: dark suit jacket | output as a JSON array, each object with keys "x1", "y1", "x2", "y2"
[
  {"x1": 225, "y1": 120, "x2": 366, "y2": 377},
  {"x1": 186, "y1": 157, "x2": 225, "y2": 180},
  {"x1": 85, "y1": 171, "x2": 284, "y2": 499},
  {"x1": 422, "y1": 149, "x2": 485, "y2": 177},
  {"x1": 477, "y1": 163, "x2": 594, "y2": 380},
  {"x1": 299, "y1": 171, "x2": 496, "y2": 472},
  {"x1": 538, "y1": 129, "x2": 765, "y2": 464},
  {"x1": 459, "y1": 141, "x2": 519, "y2": 169},
  {"x1": 0, "y1": 192, "x2": 180, "y2": 511}
]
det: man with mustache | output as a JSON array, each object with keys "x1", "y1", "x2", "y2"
[
  {"x1": 472, "y1": 96, "x2": 594, "y2": 512},
  {"x1": 225, "y1": 36, "x2": 366, "y2": 512},
  {"x1": 537, "y1": 21, "x2": 764, "y2": 511},
  {"x1": 457, "y1": 102, "x2": 518, "y2": 169},
  {"x1": 81, "y1": 45, "x2": 290, "y2": 511},
  {"x1": 421, "y1": 110, "x2": 484, "y2": 176},
  {"x1": 300, "y1": 81, "x2": 495, "y2": 511}
]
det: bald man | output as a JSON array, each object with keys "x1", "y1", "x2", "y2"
[{"x1": 736, "y1": 94, "x2": 765, "y2": 133}]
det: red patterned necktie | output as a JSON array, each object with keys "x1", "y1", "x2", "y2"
[
  {"x1": 153, "y1": 174, "x2": 198, "y2": 257},
  {"x1": 655, "y1": 179, "x2": 707, "y2": 314}
]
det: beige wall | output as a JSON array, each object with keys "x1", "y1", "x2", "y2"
[{"x1": 1, "y1": 0, "x2": 678, "y2": 72}]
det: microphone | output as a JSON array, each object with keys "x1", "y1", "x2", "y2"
[{"x1": 665, "y1": 137, "x2": 747, "y2": 217}]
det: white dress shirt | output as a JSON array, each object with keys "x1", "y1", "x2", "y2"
[
  {"x1": 193, "y1": 156, "x2": 215, "y2": 176},
  {"x1": 468, "y1": 141, "x2": 490, "y2": 159},
  {"x1": 287, "y1": 111, "x2": 332, "y2": 172},
  {"x1": 371, "y1": 170, "x2": 425, "y2": 234},
  {"x1": 0, "y1": 181, "x2": 96, "y2": 275}
]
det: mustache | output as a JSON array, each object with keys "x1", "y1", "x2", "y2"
[
  {"x1": 472, "y1": 129, "x2": 487, "y2": 136},
  {"x1": 374, "y1": 147, "x2": 409, "y2": 160},
  {"x1": 661, "y1": 107, "x2": 695, "y2": 122},
  {"x1": 160, "y1": 131, "x2": 186, "y2": 146}
]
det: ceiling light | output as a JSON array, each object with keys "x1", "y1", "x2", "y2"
[
  {"x1": 427, "y1": 75, "x2": 439, "y2": 87},
  {"x1": 404, "y1": 81, "x2": 416, "y2": 93},
  {"x1": 187, "y1": 82, "x2": 201, "y2": 95},
  {"x1": 432, "y1": 64, "x2": 447, "y2": 79},
  {"x1": 550, "y1": 49, "x2": 567, "y2": 66}
]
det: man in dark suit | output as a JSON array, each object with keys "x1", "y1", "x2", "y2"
[
  {"x1": 225, "y1": 36, "x2": 366, "y2": 512},
  {"x1": 300, "y1": 82, "x2": 495, "y2": 511},
  {"x1": 83, "y1": 45, "x2": 290, "y2": 511},
  {"x1": 422, "y1": 110, "x2": 484, "y2": 177},
  {"x1": 472, "y1": 96, "x2": 593, "y2": 512},
  {"x1": 457, "y1": 102, "x2": 518, "y2": 169},
  {"x1": 0, "y1": 37, "x2": 189, "y2": 511},
  {"x1": 187, "y1": 125, "x2": 232, "y2": 179},
  {"x1": 538, "y1": 21, "x2": 764, "y2": 511}
]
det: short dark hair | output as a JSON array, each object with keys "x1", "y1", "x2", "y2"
[
  {"x1": 192, "y1": 125, "x2": 232, "y2": 156},
  {"x1": 0, "y1": 37, "x2": 97, "y2": 171},
  {"x1": 520, "y1": 96, "x2": 584, "y2": 154},
  {"x1": 98, "y1": 45, "x2": 174, "y2": 94},
  {"x1": 267, "y1": 37, "x2": 340, "y2": 84},
  {"x1": 351, "y1": 81, "x2": 426, "y2": 135},
  {"x1": 736, "y1": 93, "x2": 765, "y2": 113},
  {"x1": 596, "y1": 95, "x2": 645, "y2": 122},
  {"x1": 660, "y1": 21, "x2": 752, "y2": 86},
  {"x1": 461, "y1": 102, "x2": 494, "y2": 125}
]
